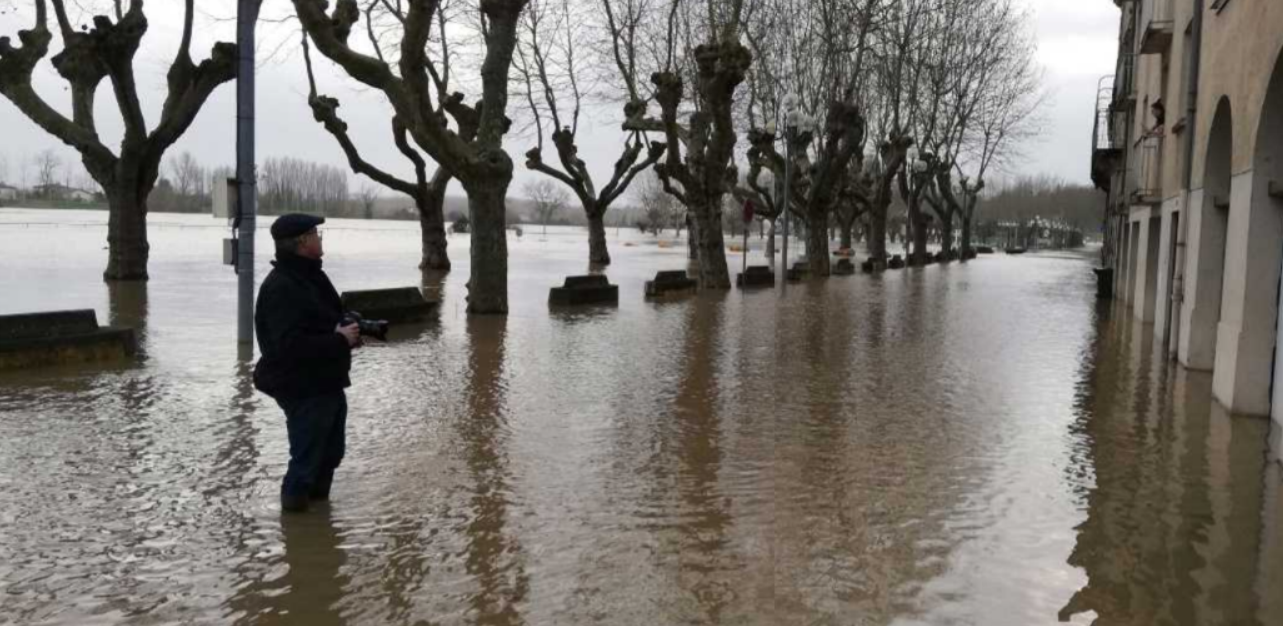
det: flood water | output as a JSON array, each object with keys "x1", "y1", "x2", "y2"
[{"x1": 1, "y1": 209, "x2": 1280, "y2": 625}]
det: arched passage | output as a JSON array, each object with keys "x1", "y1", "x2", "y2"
[
  {"x1": 1213, "y1": 52, "x2": 1283, "y2": 416},
  {"x1": 1180, "y1": 97, "x2": 1233, "y2": 370}
]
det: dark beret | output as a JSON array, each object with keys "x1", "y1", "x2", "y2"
[{"x1": 270, "y1": 213, "x2": 326, "y2": 241}]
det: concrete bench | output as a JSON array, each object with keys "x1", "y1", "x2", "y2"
[
  {"x1": 832, "y1": 258, "x2": 856, "y2": 275},
  {"x1": 736, "y1": 265, "x2": 775, "y2": 288},
  {"x1": 0, "y1": 309, "x2": 136, "y2": 370},
  {"x1": 786, "y1": 261, "x2": 810, "y2": 281},
  {"x1": 887, "y1": 254, "x2": 906, "y2": 269},
  {"x1": 340, "y1": 287, "x2": 438, "y2": 323},
  {"x1": 861, "y1": 258, "x2": 887, "y2": 273},
  {"x1": 549, "y1": 275, "x2": 619, "y2": 306},
  {"x1": 645, "y1": 270, "x2": 697, "y2": 299}
]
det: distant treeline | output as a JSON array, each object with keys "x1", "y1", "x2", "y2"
[{"x1": 975, "y1": 176, "x2": 1102, "y2": 233}]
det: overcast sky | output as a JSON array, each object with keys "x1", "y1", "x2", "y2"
[{"x1": 0, "y1": 0, "x2": 1119, "y2": 200}]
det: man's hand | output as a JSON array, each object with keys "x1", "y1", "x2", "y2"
[{"x1": 336, "y1": 322, "x2": 361, "y2": 348}]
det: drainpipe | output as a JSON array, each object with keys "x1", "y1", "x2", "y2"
[{"x1": 1169, "y1": 0, "x2": 1203, "y2": 357}]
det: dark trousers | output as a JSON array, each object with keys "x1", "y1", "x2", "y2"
[{"x1": 277, "y1": 391, "x2": 347, "y2": 499}]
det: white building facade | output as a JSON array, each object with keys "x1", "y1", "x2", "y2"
[{"x1": 1094, "y1": 0, "x2": 1283, "y2": 450}]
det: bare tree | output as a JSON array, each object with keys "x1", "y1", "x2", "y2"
[
  {"x1": 168, "y1": 151, "x2": 205, "y2": 211},
  {"x1": 356, "y1": 183, "x2": 379, "y2": 219},
  {"x1": 0, "y1": 1, "x2": 240, "y2": 279},
  {"x1": 297, "y1": 3, "x2": 457, "y2": 271},
  {"x1": 515, "y1": 0, "x2": 666, "y2": 265},
  {"x1": 293, "y1": 0, "x2": 529, "y2": 314},
  {"x1": 523, "y1": 178, "x2": 569, "y2": 233},
  {"x1": 622, "y1": 0, "x2": 752, "y2": 288},
  {"x1": 636, "y1": 168, "x2": 680, "y2": 234},
  {"x1": 34, "y1": 149, "x2": 59, "y2": 195}
]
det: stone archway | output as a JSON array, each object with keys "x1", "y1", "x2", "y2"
[
  {"x1": 1213, "y1": 53, "x2": 1283, "y2": 416},
  {"x1": 1180, "y1": 97, "x2": 1233, "y2": 370}
]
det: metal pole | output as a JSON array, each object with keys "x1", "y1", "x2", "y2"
[
  {"x1": 781, "y1": 127, "x2": 792, "y2": 274},
  {"x1": 236, "y1": 0, "x2": 259, "y2": 346}
]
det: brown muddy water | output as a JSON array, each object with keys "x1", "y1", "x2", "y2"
[{"x1": 0, "y1": 209, "x2": 1280, "y2": 625}]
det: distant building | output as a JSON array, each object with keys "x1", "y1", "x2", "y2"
[
  {"x1": 0, "y1": 183, "x2": 18, "y2": 201},
  {"x1": 1092, "y1": 1, "x2": 1283, "y2": 427},
  {"x1": 31, "y1": 184, "x2": 96, "y2": 202}
]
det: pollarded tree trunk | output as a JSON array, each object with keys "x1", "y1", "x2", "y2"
[
  {"x1": 868, "y1": 205, "x2": 888, "y2": 262},
  {"x1": 693, "y1": 199, "x2": 729, "y2": 288},
  {"x1": 939, "y1": 213, "x2": 954, "y2": 260},
  {"x1": 909, "y1": 209, "x2": 930, "y2": 265},
  {"x1": 418, "y1": 182, "x2": 450, "y2": 271},
  {"x1": 805, "y1": 206, "x2": 831, "y2": 276},
  {"x1": 840, "y1": 222, "x2": 854, "y2": 250},
  {"x1": 104, "y1": 184, "x2": 151, "y2": 280},
  {"x1": 766, "y1": 219, "x2": 776, "y2": 258},
  {"x1": 686, "y1": 212, "x2": 698, "y2": 261},
  {"x1": 960, "y1": 215, "x2": 973, "y2": 259},
  {"x1": 588, "y1": 209, "x2": 610, "y2": 266},
  {"x1": 464, "y1": 181, "x2": 509, "y2": 315}
]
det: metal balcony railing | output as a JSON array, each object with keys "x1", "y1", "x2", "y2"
[
  {"x1": 1132, "y1": 135, "x2": 1163, "y2": 203},
  {"x1": 1113, "y1": 53, "x2": 1136, "y2": 103},
  {"x1": 1093, "y1": 81, "x2": 1119, "y2": 154},
  {"x1": 1139, "y1": 0, "x2": 1174, "y2": 54}
]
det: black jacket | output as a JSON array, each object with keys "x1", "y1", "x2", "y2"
[{"x1": 253, "y1": 251, "x2": 352, "y2": 400}]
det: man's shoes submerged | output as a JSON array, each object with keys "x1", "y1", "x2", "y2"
[{"x1": 280, "y1": 493, "x2": 310, "y2": 513}]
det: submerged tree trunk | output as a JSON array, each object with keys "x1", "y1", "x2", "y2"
[
  {"x1": 104, "y1": 185, "x2": 151, "y2": 281},
  {"x1": 840, "y1": 222, "x2": 854, "y2": 250},
  {"x1": 692, "y1": 199, "x2": 730, "y2": 288},
  {"x1": 868, "y1": 205, "x2": 888, "y2": 263},
  {"x1": 806, "y1": 206, "x2": 831, "y2": 276},
  {"x1": 766, "y1": 219, "x2": 776, "y2": 258},
  {"x1": 939, "y1": 213, "x2": 954, "y2": 260},
  {"x1": 464, "y1": 182, "x2": 509, "y2": 314},
  {"x1": 417, "y1": 182, "x2": 451, "y2": 271},
  {"x1": 686, "y1": 212, "x2": 698, "y2": 261},
  {"x1": 587, "y1": 210, "x2": 610, "y2": 266},
  {"x1": 961, "y1": 213, "x2": 974, "y2": 259}
]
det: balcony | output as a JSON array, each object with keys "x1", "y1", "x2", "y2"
[
  {"x1": 1092, "y1": 77, "x2": 1123, "y2": 191},
  {"x1": 1131, "y1": 134, "x2": 1163, "y2": 205},
  {"x1": 1139, "y1": 0, "x2": 1173, "y2": 54}
]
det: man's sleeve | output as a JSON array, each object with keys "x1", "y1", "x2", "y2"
[{"x1": 261, "y1": 288, "x2": 351, "y2": 361}]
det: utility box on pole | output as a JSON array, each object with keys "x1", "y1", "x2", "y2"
[{"x1": 211, "y1": 177, "x2": 236, "y2": 219}]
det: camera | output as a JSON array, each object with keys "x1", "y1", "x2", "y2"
[{"x1": 342, "y1": 311, "x2": 390, "y2": 341}]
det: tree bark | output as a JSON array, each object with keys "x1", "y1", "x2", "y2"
[
  {"x1": 417, "y1": 182, "x2": 450, "y2": 271},
  {"x1": 464, "y1": 181, "x2": 509, "y2": 314},
  {"x1": 692, "y1": 199, "x2": 730, "y2": 288},
  {"x1": 960, "y1": 215, "x2": 973, "y2": 259},
  {"x1": 805, "y1": 206, "x2": 831, "y2": 276},
  {"x1": 588, "y1": 210, "x2": 610, "y2": 266},
  {"x1": 867, "y1": 205, "x2": 888, "y2": 262},
  {"x1": 939, "y1": 212, "x2": 954, "y2": 260},
  {"x1": 686, "y1": 212, "x2": 698, "y2": 261},
  {"x1": 766, "y1": 219, "x2": 776, "y2": 258},
  {"x1": 840, "y1": 222, "x2": 853, "y2": 250},
  {"x1": 104, "y1": 180, "x2": 151, "y2": 280}
]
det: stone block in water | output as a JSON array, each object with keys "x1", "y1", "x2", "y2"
[
  {"x1": 832, "y1": 258, "x2": 856, "y2": 275},
  {"x1": 861, "y1": 258, "x2": 887, "y2": 273},
  {"x1": 340, "y1": 287, "x2": 438, "y2": 322},
  {"x1": 888, "y1": 255, "x2": 906, "y2": 269},
  {"x1": 645, "y1": 270, "x2": 697, "y2": 299},
  {"x1": 787, "y1": 261, "x2": 811, "y2": 281},
  {"x1": 550, "y1": 275, "x2": 619, "y2": 306},
  {"x1": 736, "y1": 265, "x2": 775, "y2": 288},
  {"x1": 0, "y1": 309, "x2": 136, "y2": 370}
]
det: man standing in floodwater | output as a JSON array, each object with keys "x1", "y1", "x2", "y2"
[{"x1": 253, "y1": 214, "x2": 361, "y2": 513}]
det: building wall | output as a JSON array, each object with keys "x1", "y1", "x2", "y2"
[{"x1": 1190, "y1": 1, "x2": 1283, "y2": 186}]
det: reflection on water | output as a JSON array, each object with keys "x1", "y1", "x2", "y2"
[{"x1": 0, "y1": 211, "x2": 1281, "y2": 624}]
